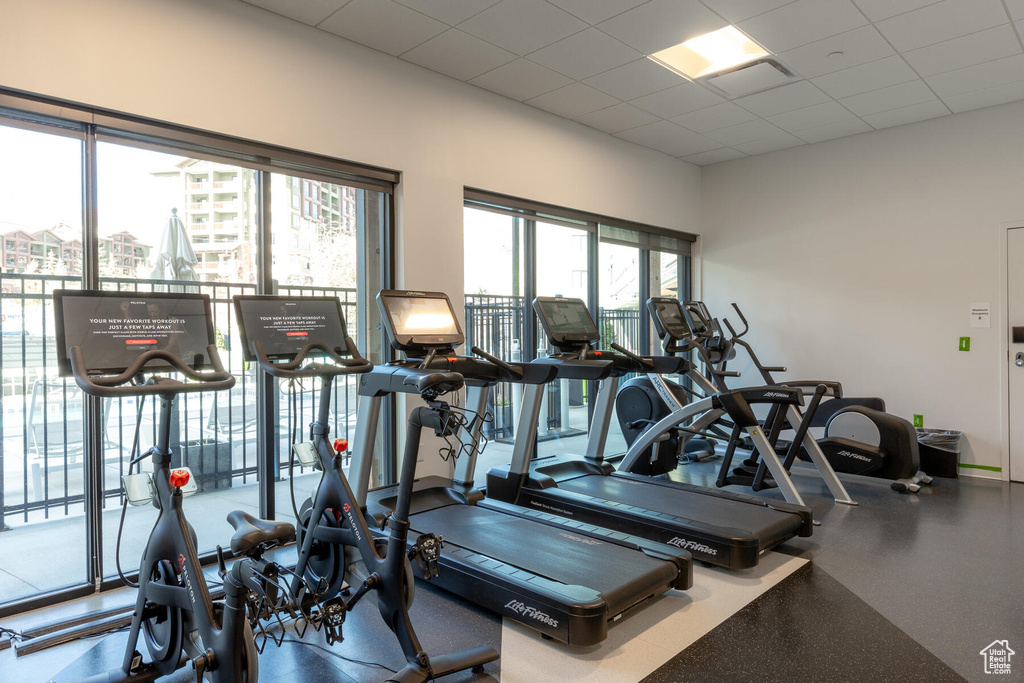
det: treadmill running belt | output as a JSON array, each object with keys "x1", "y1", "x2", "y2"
[
  {"x1": 409, "y1": 504, "x2": 679, "y2": 615},
  {"x1": 556, "y1": 474, "x2": 803, "y2": 547}
]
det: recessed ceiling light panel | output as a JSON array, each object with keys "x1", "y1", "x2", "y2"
[{"x1": 648, "y1": 26, "x2": 770, "y2": 80}]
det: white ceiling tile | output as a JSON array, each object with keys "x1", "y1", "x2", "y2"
[
  {"x1": 318, "y1": 0, "x2": 447, "y2": 55},
  {"x1": 243, "y1": 0, "x2": 351, "y2": 26},
  {"x1": 574, "y1": 103, "x2": 659, "y2": 133},
  {"x1": 903, "y1": 25, "x2": 1022, "y2": 78},
  {"x1": 630, "y1": 82, "x2": 725, "y2": 118},
  {"x1": 458, "y1": 0, "x2": 587, "y2": 55},
  {"x1": 527, "y1": 28, "x2": 640, "y2": 80},
  {"x1": 614, "y1": 120, "x2": 721, "y2": 156},
  {"x1": 469, "y1": 58, "x2": 573, "y2": 100},
  {"x1": 765, "y1": 101, "x2": 856, "y2": 131},
  {"x1": 584, "y1": 59, "x2": 686, "y2": 100},
  {"x1": 1008, "y1": 0, "x2": 1024, "y2": 20},
  {"x1": 851, "y1": 0, "x2": 940, "y2": 22},
  {"x1": 392, "y1": 0, "x2": 500, "y2": 25},
  {"x1": 699, "y1": 0, "x2": 798, "y2": 24},
  {"x1": 732, "y1": 130, "x2": 805, "y2": 154},
  {"x1": 793, "y1": 118, "x2": 872, "y2": 143},
  {"x1": 738, "y1": 0, "x2": 867, "y2": 53},
  {"x1": 670, "y1": 102, "x2": 758, "y2": 132},
  {"x1": 942, "y1": 80, "x2": 1024, "y2": 112},
  {"x1": 525, "y1": 82, "x2": 620, "y2": 118},
  {"x1": 811, "y1": 55, "x2": 918, "y2": 99},
  {"x1": 926, "y1": 53, "x2": 1024, "y2": 97},
  {"x1": 839, "y1": 79, "x2": 937, "y2": 116},
  {"x1": 597, "y1": 0, "x2": 727, "y2": 54},
  {"x1": 546, "y1": 0, "x2": 648, "y2": 25},
  {"x1": 779, "y1": 26, "x2": 895, "y2": 79},
  {"x1": 401, "y1": 29, "x2": 515, "y2": 80},
  {"x1": 680, "y1": 147, "x2": 749, "y2": 165},
  {"x1": 861, "y1": 99, "x2": 949, "y2": 128},
  {"x1": 875, "y1": 0, "x2": 1009, "y2": 53},
  {"x1": 734, "y1": 80, "x2": 830, "y2": 117},
  {"x1": 704, "y1": 118, "x2": 788, "y2": 145}
]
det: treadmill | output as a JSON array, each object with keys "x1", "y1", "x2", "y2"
[
  {"x1": 350, "y1": 290, "x2": 692, "y2": 646},
  {"x1": 485, "y1": 296, "x2": 814, "y2": 570}
]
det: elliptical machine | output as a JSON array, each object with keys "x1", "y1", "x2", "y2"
[{"x1": 716, "y1": 302, "x2": 932, "y2": 493}]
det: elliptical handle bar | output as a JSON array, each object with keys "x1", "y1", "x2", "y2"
[
  {"x1": 70, "y1": 344, "x2": 235, "y2": 397},
  {"x1": 252, "y1": 338, "x2": 373, "y2": 379},
  {"x1": 470, "y1": 345, "x2": 525, "y2": 380},
  {"x1": 729, "y1": 303, "x2": 750, "y2": 338},
  {"x1": 609, "y1": 342, "x2": 655, "y2": 372}
]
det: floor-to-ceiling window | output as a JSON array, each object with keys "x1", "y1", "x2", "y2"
[
  {"x1": 462, "y1": 190, "x2": 694, "y2": 476},
  {"x1": 0, "y1": 93, "x2": 395, "y2": 615},
  {"x1": 0, "y1": 122, "x2": 87, "y2": 604}
]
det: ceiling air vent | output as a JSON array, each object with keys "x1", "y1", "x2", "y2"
[{"x1": 703, "y1": 59, "x2": 794, "y2": 98}]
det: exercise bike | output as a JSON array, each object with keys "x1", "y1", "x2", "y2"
[{"x1": 234, "y1": 293, "x2": 499, "y2": 682}]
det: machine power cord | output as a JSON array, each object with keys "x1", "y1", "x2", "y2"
[{"x1": 281, "y1": 637, "x2": 398, "y2": 674}]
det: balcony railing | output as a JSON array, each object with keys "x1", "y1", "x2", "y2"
[{"x1": 0, "y1": 273, "x2": 357, "y2": 527}]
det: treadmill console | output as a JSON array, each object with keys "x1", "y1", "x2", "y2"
[
  {"x1": 646, "y1": 297, "x2": 692, "y2": 342},
  {"x1": 53, "y1": 290, "x2": 215, "y2": 376},
  {"x1": 233, "y1": 295, "x2": 353, "y2": 362},
  {"x1": 533, "y1": 296, "x2": 600, "y2": 350},
  {"x1": 378, "y1": 290, "x2": 464, "y2": 355}
]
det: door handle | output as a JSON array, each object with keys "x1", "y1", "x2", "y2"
[{"x1": 1016, "y1": 352, "x2": 1024, "y2": 367}]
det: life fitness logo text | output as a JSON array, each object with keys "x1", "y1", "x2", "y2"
[
  {"x1": 504, "y1": 601, "x2": 559, "y2": 628},
  {"x1": 836, "y1": 450, "x2": 873, "y2": 463},
  {"x1": 762, "y1": 391, "x2": 790, "y2": 399},
  {"x1": 667, "y1": 538, "x2": 718, "y2": 556}
]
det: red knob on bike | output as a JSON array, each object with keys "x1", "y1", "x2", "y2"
[
  {"x1": 169, "y1": 469, "x2": 191, "y2": 488},
  {"x1": 333, "y1": 438, "x2": 348, "y2": 454}
]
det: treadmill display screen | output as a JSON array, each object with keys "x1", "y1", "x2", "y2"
[
  {"x1": 234, "y1": 296, "x2": 350, "y2": 362},
  {"x1": 53, "y1": 291, "x2": 214, "y2": 376},
  {"x1": 378, "y1": 290, "x2": 464, "y2": 352},
  {"x1": 652, "y1": 300, "x2": 690, "y2": 339},
  {"x1": 535, "y1": 297, "x2": 599, "y2": 344}
]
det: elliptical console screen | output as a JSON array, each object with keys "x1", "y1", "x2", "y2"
[
  {"x1": 53, "y1": 290, "x2": 215, "y2": 376},
  {"x1": 534, "y1": 297, "x2": 599, "y2": 344},
  {"x1": 378, "y1": 290, "x2": 463, "y2": 352},
  {"x1": 233, "y1": 296, "x2": 350, "y2": 362},
  {"x1": 649, "y1": 299, "x2": 691, "y2": 340}
]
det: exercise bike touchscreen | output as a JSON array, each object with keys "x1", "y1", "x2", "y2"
[
  {"x1": 234, "y1": 295, "x2": 350, "y2": 362},
  {"x1": 53, "y1": 290, "x2": 214, "y2": 376}
]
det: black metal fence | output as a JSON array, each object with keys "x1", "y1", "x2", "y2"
[
  {"x1": 0, "y1": 273, "x2": 358, "y2": 527},
  {"x1": 463, "y1": 295, "x2": 642, "y2": 441}
]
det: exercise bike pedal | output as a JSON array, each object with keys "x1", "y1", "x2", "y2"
[{"x1": 409, "y1": 534, "x2": 444, "y2": 580}]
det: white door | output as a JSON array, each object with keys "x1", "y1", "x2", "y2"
[{"x1": 1007, "y1": 227, "x2": 1024, "y2": 482}]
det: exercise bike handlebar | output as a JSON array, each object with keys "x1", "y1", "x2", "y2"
[
  {"x1": 252, "y1": 338, "x2": 373, "y2": 379},
  {"x1": 70, "y1": 345, "x2": 235, "y2": 398}
]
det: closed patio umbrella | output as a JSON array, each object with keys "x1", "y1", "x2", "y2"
[{"x1": 149, "y1": 207, "x2": 199, "y2": 291}]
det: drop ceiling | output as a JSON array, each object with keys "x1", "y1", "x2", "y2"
[{"x1": 241, "y1": 0, "x2": 1024, "y2": 165}]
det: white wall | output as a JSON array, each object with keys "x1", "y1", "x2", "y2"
[{"x1": 701, "y1": 101, "x2": 1024, "y2": 479}]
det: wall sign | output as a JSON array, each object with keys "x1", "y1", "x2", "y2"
[{"x1": 970, "y1": 302, "x2": 990, "y2": 328}]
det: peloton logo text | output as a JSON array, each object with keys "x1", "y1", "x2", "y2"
[{"x1": 504, "y1": 601, "x2": 559, "y2": 628}]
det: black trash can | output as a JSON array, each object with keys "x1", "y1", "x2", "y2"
[{"x1": 915, "y1": 429, "x2": 962, "y2": 478}]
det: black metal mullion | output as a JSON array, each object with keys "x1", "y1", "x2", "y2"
[
  {"x1": 255, "y1": 168, "x2": 275, "y2": 520},
  {"x1": 639, "y1": 248, "x2": 651, "y2": 355},
  {"x1": 82, "y1": 126, "x2": 103, "y2": 589}
]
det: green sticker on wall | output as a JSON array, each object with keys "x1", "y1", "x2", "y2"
[
  {"x1": 959, "y1": 336, "x2": 970, "y2": 352},
  {"x1": 913, "y1": 414, "x2": 923, "y2": 428}
]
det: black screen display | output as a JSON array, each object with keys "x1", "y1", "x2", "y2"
[
  {"x1": 234, "y1": 296, "x2": 349, "y2": 362},
  {"x1": 54, "y1": 291, "x2": 214, "y2": 376},
  {"x1": 536, "y1": 298, "x2": 599, "y2": 340},
  {"x1": 653, "y1": 301, "x2": 690, "y2": 339}
]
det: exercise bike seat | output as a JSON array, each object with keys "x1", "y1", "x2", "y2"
[{"x1": 226, "y1": 510, "x2": 295, "y2": 555}]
